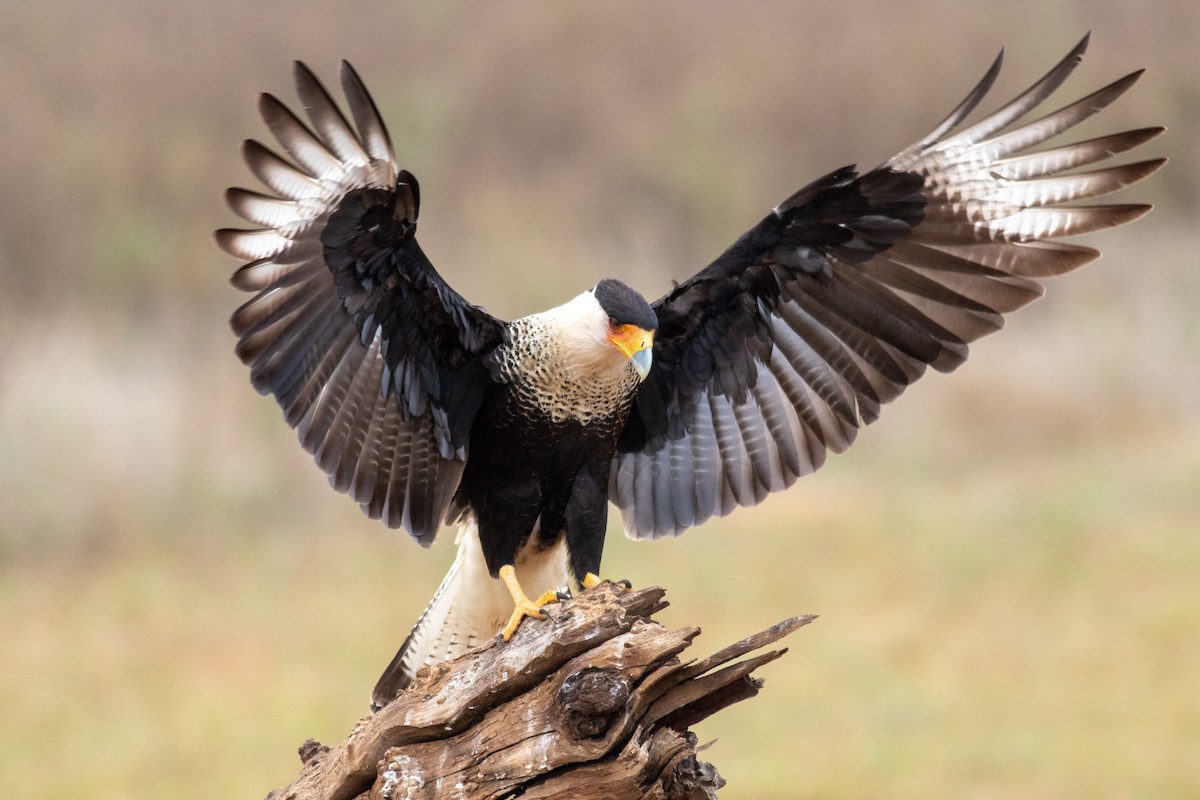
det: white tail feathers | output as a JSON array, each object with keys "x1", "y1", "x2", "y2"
[{"x1": 371, "y1": 519, "x2": 570, "y2": 711}]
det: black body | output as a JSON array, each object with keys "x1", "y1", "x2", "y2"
[{"x1": 453, "y1": 384, "x2": 627, "y2": 581}]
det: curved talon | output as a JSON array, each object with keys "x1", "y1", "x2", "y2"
[
  {"x1": 554, "y1": 589, "x2": 572, "y2": 602},
  {"x1": 533, "y1": 589, "x2": 563, "y2": 606}
]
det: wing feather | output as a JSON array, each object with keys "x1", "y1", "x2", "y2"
[
  {"x1": 667, "y1": 417, "x2": 697, "y2": 530},
  {"x1": 339, "y1": 61, "x2": 397, "y2": 180},
  {"x1": 990, "y1": 128, "x2": 1163, "y2": 180},
  {"x1": 240, "y1": 139, "x2": 325, "y2": 201},
  {"x1": 773, "y1": 299, "x2": 889, "y2": 413},
  {"x1": 313, "y1": 333, "x2": 386, "y2": 475},
  {"x1": 967, "y1": 71, "x2": 1144, "y2": 164},
  {"x1": 686, "y1": 394, "x2": 721, "y2": 526},
  {"x1": 613, "y1": 37, "x2": 1163, "y2": 539},
  {"x1": 351, "y1": 372, "x2": 394, "y2": 504},
  {"x1": 292, "y1": 62, "x2": 371, "y2": 169},
  {"x1": 709, "y1": 391, "x2": 753, "y2": 510},
  {"x1": 752, "y1": 371, "x2": 804, "y2": 484},
  {"x1": 217, "y1": 62, "x2": 505, "y2": 541},
  {"x1": 257, "y1": 92, "x2": 348, "y2": 180},
  {"x1": 906, "y1": 34, "x2": 1089, "y2": 158},
  {"x1": 280, "y1": 325, "x2": 359, "y2": 429},
  {"x1": 328, "y1": 340, "x2": 382, "y2": 493}
]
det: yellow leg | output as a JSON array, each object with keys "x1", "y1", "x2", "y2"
[{"x1": 498, "y1": 565, "x2": 561, "y2": 641}]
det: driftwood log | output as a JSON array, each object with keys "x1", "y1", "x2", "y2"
[{"x1": 266, "y1": 582, "x2": 813, "y2": 800}]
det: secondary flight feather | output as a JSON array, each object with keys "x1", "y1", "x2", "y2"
[{"x1": 215, "y1": 34, "x2": 1163, "y2": 710}]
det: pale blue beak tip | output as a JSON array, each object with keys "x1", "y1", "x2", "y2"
[{"x1": 631, "y1": 347, "x2": 653, "y2": 380}]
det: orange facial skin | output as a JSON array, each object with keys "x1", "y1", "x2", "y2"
[{"x1": 607, "y1": 324, "x2": 653, "y2": 359}]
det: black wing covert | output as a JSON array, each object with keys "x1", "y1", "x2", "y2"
[
  {"x1": 611, "y1": 35, "x2": 1164, "y2": 540},
  {"x1": 216, "y1": 62, "x2": 505, "y2": 543}
]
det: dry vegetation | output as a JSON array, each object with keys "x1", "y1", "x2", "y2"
[{"x1": 1, "y1": 2, "x2": 1197, "y2": 798}]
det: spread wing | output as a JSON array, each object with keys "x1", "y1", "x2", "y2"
[
  {"x1": 215, "y1": 62, "x2": 505, "y2": 543},
  {"x1": 611, "y1": 34, "x2": 1165, "y2": 540}
]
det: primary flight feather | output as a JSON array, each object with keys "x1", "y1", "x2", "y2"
[{"x1": 215, "y1": 34, "x2": 1163, "y2": 710}]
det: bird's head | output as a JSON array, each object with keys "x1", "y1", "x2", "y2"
[
  {"x1": 593, "y1": 279, "x2": 656, "y2": 381},
  {"x1": 542, "y1": 279, "x2": 656, "y2": 383}
]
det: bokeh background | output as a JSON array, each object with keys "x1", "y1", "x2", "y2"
[{"x1": 2, "y1": 1, "x2": 1197, "y2": 797}]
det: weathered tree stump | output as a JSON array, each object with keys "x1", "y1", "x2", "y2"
[{"x1": 266, "y1": 582, "x2": 813, "y2": 800}]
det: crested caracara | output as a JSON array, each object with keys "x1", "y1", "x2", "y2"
[{"x1": 214, "y1": 34, "x2": 1164, "y2": 710}]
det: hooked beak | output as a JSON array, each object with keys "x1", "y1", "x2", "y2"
[
  {"x1": 630, "y1": 346, "x2": 653, "y2": 380},
  {"x1": 607, "y1": 324, "x2": 654, "y2": 381}
]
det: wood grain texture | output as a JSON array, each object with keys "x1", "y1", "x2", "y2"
[{"x1": 265, "y1": 583, "x2": 813, "y2": 800}]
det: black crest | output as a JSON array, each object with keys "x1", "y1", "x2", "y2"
[{"x1": 593, "y1": 279, "x2": 657, "y2": 331}]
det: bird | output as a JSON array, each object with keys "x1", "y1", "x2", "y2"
[{"x1": 214, "y1": 34, "x2": 1163, "y2": 711}]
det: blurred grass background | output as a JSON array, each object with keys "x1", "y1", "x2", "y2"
[{"x1": 2, "y1": 1, "x2": 1198, "y2": 797}]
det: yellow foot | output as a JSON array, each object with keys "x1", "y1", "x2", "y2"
[
  {"x1": 498, "y1": 565, "x2": 562, "y2": 641},
  {"x1": 582, "y1": 573, "x2": 632, "y2": 591}
]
